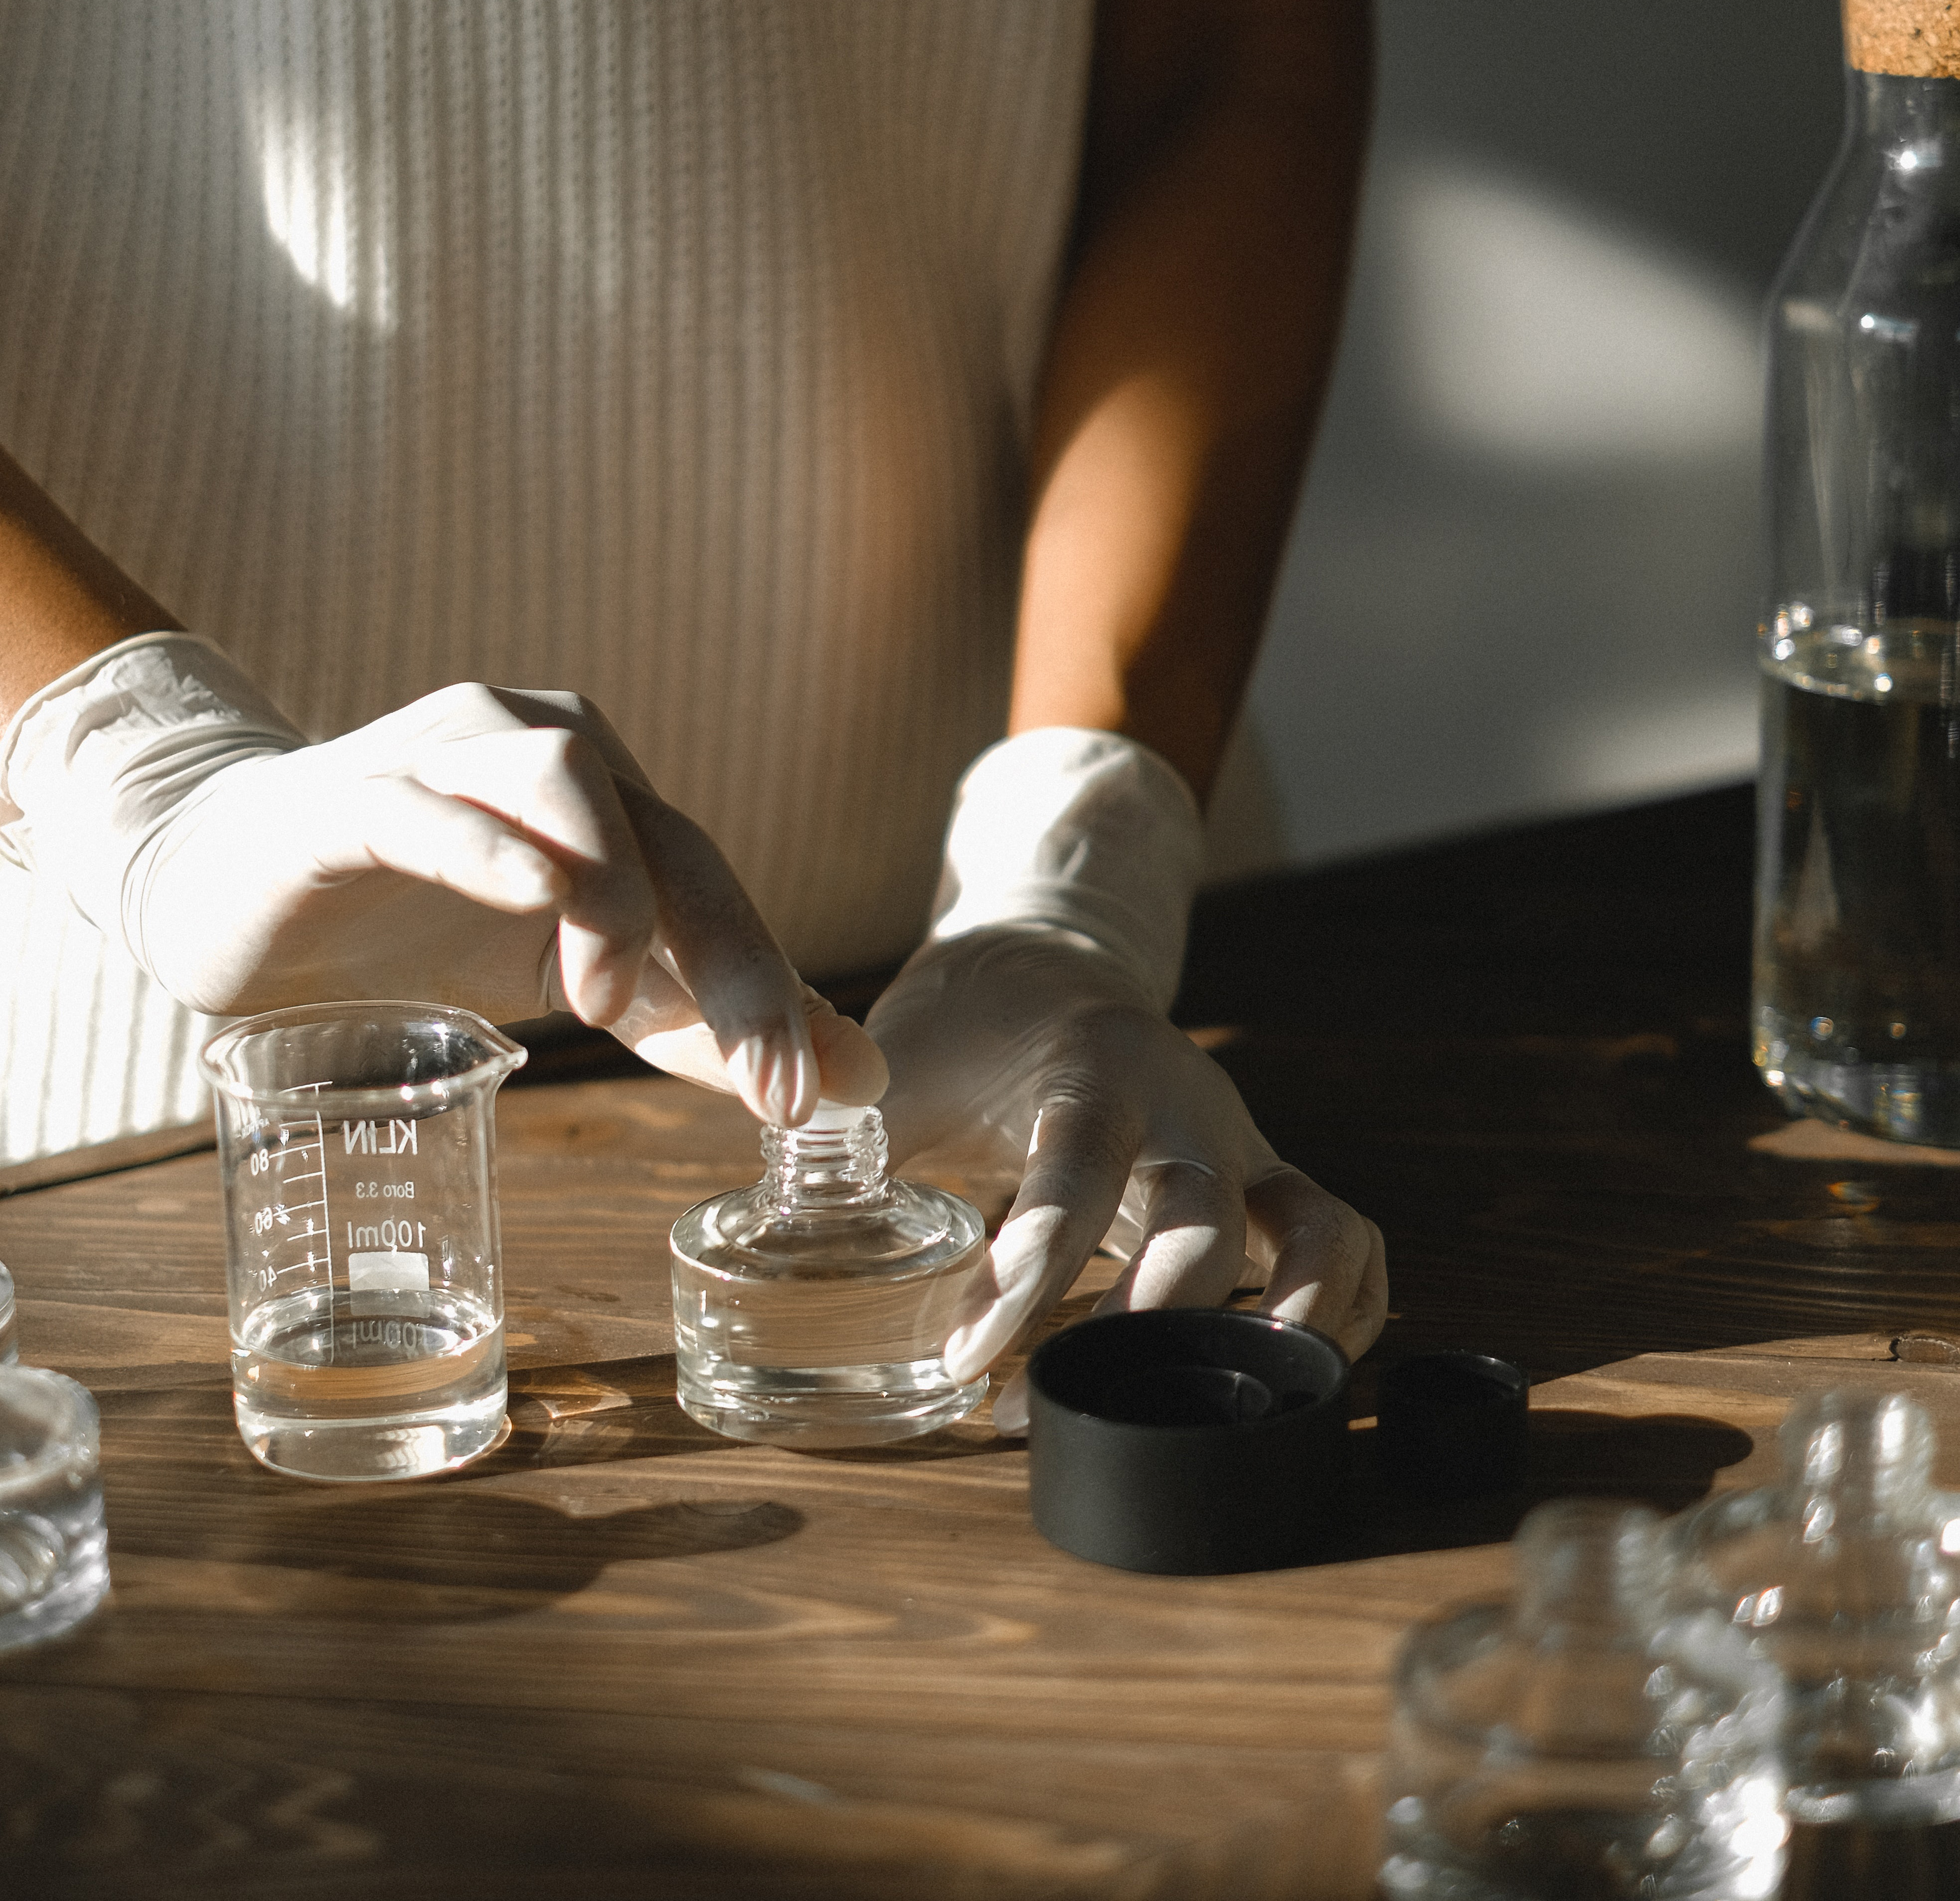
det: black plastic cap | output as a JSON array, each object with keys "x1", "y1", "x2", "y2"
[
  {"x1": 1376, "y1": 1351, "x2": 1529, "y2": 1499},
  {"x1": 1025, "y1": 1309, "x2": 1350, "y2": 1574}
]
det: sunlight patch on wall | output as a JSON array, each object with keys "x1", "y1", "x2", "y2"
[
  {"x1": 249, "y1": 76, "x2": 397, "y2": 331},
  {"x1": 1541, "y1": 683, "x2": 1760, "y2": 806},
  {"x1": 1388, "y1": 163, "x2": 1761, "y2": 465}
]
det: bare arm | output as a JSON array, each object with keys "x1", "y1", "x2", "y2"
[
  {"x1": 0, "y1": 443, "x2": 179, "y2": 724},
  {"x1": 1009, "y1": 0, "x2": 1370, "y2": 801}
]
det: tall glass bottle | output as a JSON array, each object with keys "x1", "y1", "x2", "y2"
[
  {"x1": 669, "y1": 1103, "x2": 989, "y2": 1448},
  {"x1": 1380, "y1": 1499, "x2": 1787, "y2": 1901},
  {"x1": 1756, "y1": 2, "x2": 1960, "y2": 1143}
]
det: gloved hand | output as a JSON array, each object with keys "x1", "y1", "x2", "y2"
[
  {"x1": 0, "y1": 633, "x2": 884, "y2": 1124},
  {"x1": 868, "y1": 728, "x2": 1387, "y2": 1433}
]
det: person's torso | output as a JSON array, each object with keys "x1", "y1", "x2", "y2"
[
  {"x1": 0, "y1": 0, "x2": 1093, "y2": 1166},
  {"x1": 0, "y1": 0, "x2": 1093, "y2": 976}
]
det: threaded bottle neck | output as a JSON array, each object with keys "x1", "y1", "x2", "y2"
[
  {"x1": 762, "y1": 1104, "x2": 890, "y2": 1213},
  {"x1": 1513, "y1": 1499, "x2": 1665, "y2": 1638},
  {"x1": 1780, "y1": 1389, "x2": 1935, "y2": 1524}
]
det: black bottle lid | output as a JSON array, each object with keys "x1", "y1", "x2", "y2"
[
  {"x1": 1376, "y1": 1351, "x2": 1529, "y2": 1499},
  {"x1": 1025, "y1": 1309, "x2": 1350, "y2": 1574}
]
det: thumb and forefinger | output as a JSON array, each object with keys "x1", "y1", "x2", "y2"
[
  {"x1": 399, "y1": 691, "x2": 882, "y2": 1125},
  {"x1": 600, "y1": 780, "x2": 885, "y2": 1122}
]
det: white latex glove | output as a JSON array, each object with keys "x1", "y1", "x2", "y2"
[
  {"x1": 0, "y1": 633, "x2": 884, "y2": 1124},
  {"x1": 867, "y1": 728, "x2": 1387, "y2": 1433}
]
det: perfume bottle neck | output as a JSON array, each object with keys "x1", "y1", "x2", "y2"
[
  {"x1": 763, "y1": 1106, "x2": 890, "y2": 1213},
  {"x1": 1513, "y1": 1499, "x2": 1664, "y2": 1641},
  {"x1": 1785, "y1": 1390, "x2": 1936, "y2": 1524}
]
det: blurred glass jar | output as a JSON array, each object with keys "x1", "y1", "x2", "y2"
[
  {"x1": 1669, "y1": 1390, "x2": 1960, "y2": 1827},
  {"x1": 1756, "y1": 4, "x2": 1960, "y2": 1144},
  {"x1": 1380, "y1": 1499, "x2": 1787, "y2": 1901}
]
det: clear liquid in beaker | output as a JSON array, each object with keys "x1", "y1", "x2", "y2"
[{"x1": 233, "y1": 1285, "x2": 504, "y2": 1482}]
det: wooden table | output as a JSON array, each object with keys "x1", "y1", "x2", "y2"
[{"x1": 10, "y1": 782, "x2": 1960, "y2": 1901}]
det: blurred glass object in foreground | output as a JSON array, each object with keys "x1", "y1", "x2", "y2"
[
  {"x1": 1380, "y1": 1498, "x2": 1787, "y2": 1901},
  {"x1": 0, "y1": 1366, "x2": 109, "y2": 1651},
  {"x1": 1671, "y1": 1391, "x2": 1960, "y2": 1829}
]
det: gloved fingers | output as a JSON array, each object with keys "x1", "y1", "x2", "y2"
[
  {"x1": 1248, "y1": 1168, "x2": 1389, "y2": 1363},
  {"x1": 590, "y1": 954, "x2": 700, "y2": 1042},
  {"x1": 940, "y1": 1091, "x2": 1139, "y2": 1386},
  {"x1": 615, "y1": 779, "x2": 822, "y2": 1125},
  {"x1": 807, "y1": 995, "x2": 889, "y2": 1106},
  {"x1": 411, "y1": 724, "x2": 659, "y2": 1025},
  {"x1": 620, "y1": 1019, "x2": 734, "y2": 1095},
  {"x1": 479, "y1": 686, "x2": 655, "y2": 791},
  {"x1": 989, "y1": 1161, "x2": 1251, "y2": 1437},
  {"x1": 413, "y1": 714, "x2": 821, "y2": 1125},
  {"x1": 307, "y1": 773, "x2": 569, "y2": 914},
  {"x1": 990, "y1": 1368, "x2": 1033, "y2": 1436},
  {"x1": 612, "y1": 981, "x2": 889, "y2": 1109},
  {"x1": 1086, "y1": 1160, "x2": 1249, "y2": 1315},
  {"x1": 419, "y1": 712, "x2": 818, "y2": 1122}
]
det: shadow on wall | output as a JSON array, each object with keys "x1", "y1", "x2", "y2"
[{"x1": 1204, "y1": 0, "x2": 1846, "y2": 882}]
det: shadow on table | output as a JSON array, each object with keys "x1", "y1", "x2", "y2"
[
  {"x1": 113, "y1": 1481, "x2": 804, "y2": 1624},
  {"x1": 1310, "y1": 1406, "x2": 1754, "y2": 1565},
  {"x1": 1173, "y1": 787, "x2": 1960, "y2": 1389}
]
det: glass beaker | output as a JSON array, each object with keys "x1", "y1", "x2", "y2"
[{"x1": 199, "y1": 1001, "x2": 525, "y2": 1482}]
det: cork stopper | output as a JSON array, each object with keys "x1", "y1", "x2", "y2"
[{"x1": 1845, "y1": 0, "x2": 1960, "y2": 78}]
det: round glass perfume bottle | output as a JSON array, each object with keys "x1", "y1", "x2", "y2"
[
  {"x1": 669, "y1": 1104, "x2": 989, "y2": 1447},
  {"x1": 1381, "y1": 1500, "x2": 1787, "y2": 1901}
]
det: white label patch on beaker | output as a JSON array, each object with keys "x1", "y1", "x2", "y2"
[{"x1": 346, "y1": 1251, "x2": 430, "y2": 1293}]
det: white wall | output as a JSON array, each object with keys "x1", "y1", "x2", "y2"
[{"x1": 1203, "y1": 0, "x2": 1846, "y2": 879}]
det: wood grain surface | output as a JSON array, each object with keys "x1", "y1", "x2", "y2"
[{"x1": 7, "y1": 784, "x2": 1960, "y2": 1900}]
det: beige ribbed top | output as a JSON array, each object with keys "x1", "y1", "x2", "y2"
[{"x1": 0, "y1": 0, "x2": 1093, "y2": 1164}]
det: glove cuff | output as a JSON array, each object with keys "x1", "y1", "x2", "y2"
[
  {"x1": 928, "y1": 727, "x2": 1204, "y2": 1012},
  {"x1": 0, "y1": 631, "x2": 305, "y2": 935}
]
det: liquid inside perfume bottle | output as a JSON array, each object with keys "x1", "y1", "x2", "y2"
[{"x1": 669, "y1": 1104, "x2": 989, "y2": 1447}]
